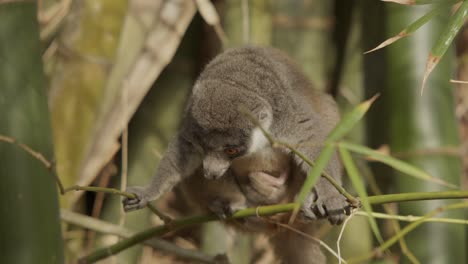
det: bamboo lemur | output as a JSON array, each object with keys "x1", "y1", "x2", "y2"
[{"x1": 123, "y1": 47, "x2": 349, "y2": 264}]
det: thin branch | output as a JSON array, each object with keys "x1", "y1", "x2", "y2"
[
  {"x1": 64, "y1": 185, "x2": 173, "y2": 223},
  {"x1": 355, "y1": 211, "x2": 468, "y2": 225},
  {"x1": 86, "y1": 163, "x2": 116, "y2": 251},
  {"x1": 147, "y1": 203, "x2": 173, "y2": 224},
  {"x1": 0, "y1": 134, "x2": 65, "y2": 194},
  {"x1": 277, "y1": 140, "x2": 358, "y2": 205},
  {"x1": 0, "y1": 134, "x2": 52, "y2": 168},
  {"x1": 450, "y1": 79, "x2": 468, "y2": 84},
  {"x1": 362, "y1": 164, "x2": 418, "y2": 262},
  {"x1": 254, "y1": 208, "x2": 344, "y2": 262},
  {"x1": 238, "y1": 106, "x2": 275, "y2": 145},
  {"x1": 337, "y1": 211, "x2": 355, "y2": 264},
  {"x1": 64, "y1": 185, "x2": 135, "y2": 199},
  {"x1": 119, "y1": 82, "x2": 129, "y2": 227},
  {"x1": 366, "y1": 191, "x2": 468, "y2": 204},
  {"x1": 347, "y1": 202, "x2": 468, "y2": 264},
  {"x1": 273, "y1": 221, "x2": 346, "y2": 263}
]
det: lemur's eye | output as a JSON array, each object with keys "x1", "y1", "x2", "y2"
[{"x1": 224, "y1": 147, "x2": 240, "y2": 157}]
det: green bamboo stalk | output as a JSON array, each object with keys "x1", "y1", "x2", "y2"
[
  {"x1": 77, "y1": 189, "x2": 468, "y2": 263},
  {"x1": 0, "y1": 2, "x2": 63, "y2": 263},
  {"x1": 69, "y1": 186, "x2": 468, "y2": 207},
  {"x1": 70, "y1": 187, "x2": 468, "y2": 208},
  {"x1": 65, "y1": 185, "x2": 134, "y2": 198}
]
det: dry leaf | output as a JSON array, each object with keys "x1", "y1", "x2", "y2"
[
  {"x1": 381, "y1": 0, "x2": 416, "y2": 5},
  {"x1": 364, "y1": 31, "x2": 408, "y2": 54},
  {"x1": 420, "y1": 54, "x2": 440, "y2": 95}
]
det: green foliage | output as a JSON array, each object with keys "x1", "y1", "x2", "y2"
[
  {"x1": 372, "y1": 0, "x2": 466, "y2": 93},
  {"x1": 339, "y1": 147, "x2": 384, "y2": 244}
]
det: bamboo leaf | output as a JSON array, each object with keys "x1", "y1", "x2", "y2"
[
  {"x1": 326, "y1": 95, "x2": 379, "y2": 143},
  {"x1": 339, "y1": 147, "x2": 384, "y2": 244},
  {"x1": 340, "y1": 141, "x2": 458, "y2": 189},
  {"x1": 421, "y1": 0, "x2": 468, "y2": 94},
  {"x1": 382, "y1": 0, "x2": 460, "y2": 5},
  {"x1": 294, "y1": 145, "x2": 335, "y2": 207},
  {"x1": 364, "y1": 33, "x2": 408, "y2": 54},
  {"x1": 365, "y1": 6, "x2": 446, "y2": 54}
]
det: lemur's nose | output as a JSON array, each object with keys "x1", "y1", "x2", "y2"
[{"x1": 203, "y1": 168, "x2": 223, "y2": 180}]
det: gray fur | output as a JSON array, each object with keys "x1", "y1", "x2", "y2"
[{"x1": 123, "y1": 46, "x2": 347, "y2": 224}]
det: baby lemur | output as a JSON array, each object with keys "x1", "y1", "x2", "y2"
[
  {"x1": 123, "y1": 46, "x2": 348, "y2": 262},
  {"x1": 180, "y1": 147, "x2": 327, "y2": 264},
  {"x1": 180, "y1": 147, "x2": 295, "y2": 229}
]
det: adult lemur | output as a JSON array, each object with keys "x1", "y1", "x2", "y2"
[{"x1": 123, "y1": 47, "x2": 349, "y2": 263}]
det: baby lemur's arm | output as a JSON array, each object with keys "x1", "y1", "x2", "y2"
[{"x1": 123, "y1": 133, "x2": 202, "y2": 211}]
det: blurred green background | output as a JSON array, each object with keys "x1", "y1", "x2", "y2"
[{"x1": 0, "y1": 0, "x2": 467, "y2": 263}]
